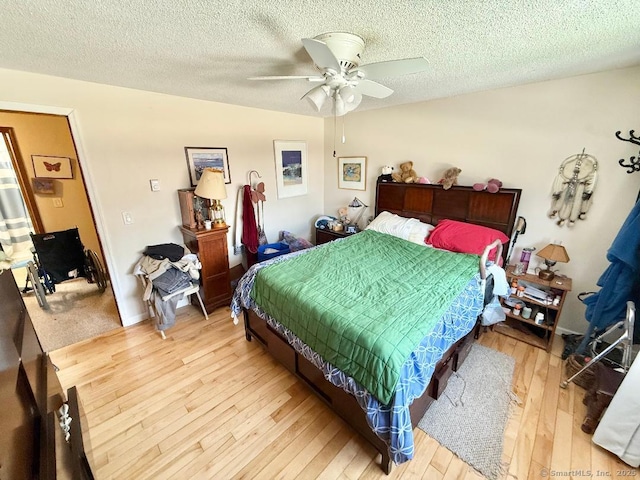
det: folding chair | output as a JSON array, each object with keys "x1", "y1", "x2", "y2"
[{"x1": 137, "y1": 274, "x2": 208, "y2": 339}]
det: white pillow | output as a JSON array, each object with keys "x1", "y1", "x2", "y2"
[
  {"x1": 366, "y1": 211, "x2": 434, "y2": 245},
  {"x1": 407, "y1": 221, "x2": 435, "y2": 245}
]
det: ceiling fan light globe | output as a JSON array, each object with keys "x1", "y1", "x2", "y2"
[
  {"x1": 333, "y1": 93, "x2": 347, "y2": 116},
  {"x1": 304, "y1": 85, "x2": 330, "y2": 111},
  {"x1": 339, "y1": 85, "x2": 356, "y2": 103},
  {"x1": 345, "y1": 92, "x2": 362, "y2": 112}
]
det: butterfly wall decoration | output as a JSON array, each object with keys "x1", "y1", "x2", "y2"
[
  {"x1": 44, "y1": 161, "x2": 62, "y2": 172},
  {"x1": 32, "y1": 155, "x2": 73, "y2": 179}
]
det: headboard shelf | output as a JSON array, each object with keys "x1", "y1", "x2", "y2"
[{"x1": 375, "y1": 181, "x2": 522, "y2": 238}]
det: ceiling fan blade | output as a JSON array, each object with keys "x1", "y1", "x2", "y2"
[
  {"x1": 248, "y1": 75, "x2": 325, "y2": 81},
  {"x1": 356, "y1": 57, "x2": 429, "y2": 79},
  {"x1": 353, "y1": 79, "x2": 394, "y2": 98},
  {"x1": 301, "y1": 38, "x2": 341, "y2": 72}
]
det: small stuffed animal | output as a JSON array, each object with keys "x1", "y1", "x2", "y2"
[
  {"x1": 416, "y1": 176, "x2": 431, "y2": 184},
  {"x1": 438, "y1": 167, "x2": 461, "y2": 190},
  {"x1": 391, "y1": 161, "x2": 419, "y2": 183},
  {"x1": 378, "y1": 165, "x2": 394, "y2": 182},
  {"x1": 473, "y1": 178, "x2": 503, "y2": 193},
  {"x1": 338, "y1": 207, "x2": 350, "y2": 224}
]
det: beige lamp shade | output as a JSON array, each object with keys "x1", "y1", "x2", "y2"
[
  {"x1": 194, "y1": 169, "x2": 228, "y2": 200},
  {"x1": 536, "y1": 243, "x2": 569, "y2": 280},
  {"x1": 536, "y1": 244, "x2": 570, "y2": 263},
  {"x1": 194, "y1": 169, "x2": 228, "y2": 228}
]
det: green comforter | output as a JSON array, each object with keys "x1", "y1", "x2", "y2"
[{"x1": 251, "y1": 230, "x2": 479, "y2": 405}]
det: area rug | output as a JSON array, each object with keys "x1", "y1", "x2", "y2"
[
  {"x1": 418, "y1": 343, "x2": 516, "y2": 480},
  {"x1": 21, "y1": 278, "x2": 121, "y2": 352}
]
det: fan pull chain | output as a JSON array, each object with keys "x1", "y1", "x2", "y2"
[
  {"x1": 342, "y1": 116, "x2": 346, "y2": 144},
  {"x1": 333, "y1": 110, "x2": 337, "y2": 157}
]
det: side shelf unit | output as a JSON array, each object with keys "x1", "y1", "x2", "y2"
[{"x1": 495, "y1": 265, "x2": 572, "y2": 352}]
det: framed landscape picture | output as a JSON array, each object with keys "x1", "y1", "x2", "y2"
[
  {"x1": 273, "y1": 140, "x2": 308, "y2": 199},
  {"x1": 185, "y1": 147, "x2": 231, "y2": 187},
  {"x1": 338, "y1": 156, "x2": 366, "y2": 190}
]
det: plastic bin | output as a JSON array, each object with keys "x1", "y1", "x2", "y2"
[{"x1": 257, "y1": 242, "x2": 290, "y2": 262}]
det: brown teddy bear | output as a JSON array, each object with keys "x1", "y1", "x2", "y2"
[
  {"x1": 438, "y1": 167, "x2": 461, "y2": 190},
  {"x1": 391, "y1": 161, "x2": 419, "y2": 183}
]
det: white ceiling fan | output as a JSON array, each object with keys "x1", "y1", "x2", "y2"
[{"x1": 249, "y1": 32, "x2": 429, "y2": 116}]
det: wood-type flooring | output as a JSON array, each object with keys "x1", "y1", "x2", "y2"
[{"x1": 50, "y1": 306, "x2": 637, "y2": 479}]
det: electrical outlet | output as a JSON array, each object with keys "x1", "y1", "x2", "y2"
[
  {"x1": 122, "y1": 211, "x2": 134, "y2": 225},
  {"x1": 150, "y1": 179, "x2": 160, "y2": 191}
]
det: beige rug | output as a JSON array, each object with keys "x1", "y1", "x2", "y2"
[
  {"x1": 418, "y1": 344, "x2": 517, "y2": 480},
  {"x1": 20, "y1": 276, "x2": 122, "y2": 352}
]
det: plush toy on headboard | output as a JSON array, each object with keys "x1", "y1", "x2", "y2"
[
  {"x1": 378, "y1": 165, "x2": 394, "y2": 182},
  {"x1": 392, "y1": 161, "x2": 419, "y2": 183},
  {"x1": 438, "y1": 167, "x2": 461, "y2": 190}
]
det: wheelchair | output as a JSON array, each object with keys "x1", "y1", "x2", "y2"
[{"x1": 24, "y1": 228, "x2": 108, "y2": 309}]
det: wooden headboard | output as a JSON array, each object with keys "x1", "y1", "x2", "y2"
[{"x1": 375, "y1": 181, "x2": 522, "y2": 261}]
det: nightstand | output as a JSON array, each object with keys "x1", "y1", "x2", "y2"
[
  {"x1": 315, "y1": 227, "x2": 356, "y2": 245},
  {"x1": 493, "y1": 265, "x2": 572, "y2": 352}
]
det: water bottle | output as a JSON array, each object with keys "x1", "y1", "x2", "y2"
[{"x1": 520, "y1": 247, "x2": 535, "y2": 273}]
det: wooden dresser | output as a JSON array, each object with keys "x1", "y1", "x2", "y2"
[{"x1": 180, "y1": 226, "x2": 232, "y2": 313}]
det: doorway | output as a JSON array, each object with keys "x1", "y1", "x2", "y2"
[{"x1": 0, "y1": 112, "x2": 122, "y2": 351}]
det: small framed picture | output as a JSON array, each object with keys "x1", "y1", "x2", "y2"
[
  {"x1": 32, "y1": 155, "x2": 73, "y2": 179},
  {"x1": 32, "y1": 178, "x2": 55, "y2": 194},
  {"x1": 338, "y1": 156, "x2": 367, "y2": 190},
  {"x1": 274, "y1": 140, "x2": 308, "y2": 199},
  {"x1": 185, "y1": 147, "x2": 231, "y2": 187}
]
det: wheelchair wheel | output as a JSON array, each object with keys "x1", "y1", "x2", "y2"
[
  {"x1": 27, "y1": 261, "x2": 49, "y2": 310},
  {"x1": 85, "y1": 250, "x2": 107, "y2": 293}
]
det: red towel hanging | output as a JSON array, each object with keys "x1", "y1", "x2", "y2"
[{"x1": 241, "y1": 185, "x2": 259, "y2": 254}]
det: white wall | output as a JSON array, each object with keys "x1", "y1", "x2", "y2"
[
  {"x1": 1, "y1": 65, "x2": 638, "y2": 334},
  {"x1": 0, "y1": 68, "x2": 324, "y2": 326},
  {"x1": 324, "y1": 65, "x2": 640, "y2": 333}
]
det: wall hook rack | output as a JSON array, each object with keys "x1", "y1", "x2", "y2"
[{"x1": 615, "y1": 130, "x2": 640, "y2": 174}]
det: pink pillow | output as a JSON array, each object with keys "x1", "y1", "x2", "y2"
[{"x1": 426, "y1": 219, "x2": 509, "y2": 262}]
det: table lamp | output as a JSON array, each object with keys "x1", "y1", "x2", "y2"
[
  {"x1": 194, "y1": 169, "x2": 227, "y2": 228},
  {"x1": 346, "y1": 197, "x2": 368, "y2": 231},
  {"x1": 536, "y1": 243, "x2": 570, "y2": 280}
]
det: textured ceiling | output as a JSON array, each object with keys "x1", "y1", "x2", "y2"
[{"x1": 2, "y1": 0, "x2": 639, "y2": 117}]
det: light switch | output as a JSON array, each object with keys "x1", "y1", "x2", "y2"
[
  {"x1": 53, "y1": 198, "x2": 63, "y2": 208},
  {"x1": 150, "y1": 179, "x2": 160, "y2": 191},
  {"x1": 122, "y1": 212, "x2": 134, "y2": 225}
]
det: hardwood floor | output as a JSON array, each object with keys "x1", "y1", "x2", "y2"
[{"x1": 50, "y1": 306, "x2": 636, "y2": 479}]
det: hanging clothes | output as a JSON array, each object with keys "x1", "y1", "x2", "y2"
[
  {"x1": 256, "y1": 199, "x2": 268, "y2": 246},
  {"x1": 249, "y1": 179, "x2": 268, "y2": 246},
  {"x1": 241, "y1": 185, "x2": 258, "y2": 254},
  {"x1": 576, "y1": 199, "x2": 640, "y2": 353}
]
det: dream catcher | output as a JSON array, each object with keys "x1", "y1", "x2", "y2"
[{"x1": 548, "y1": 150, "x2": 598, "y2": 227}]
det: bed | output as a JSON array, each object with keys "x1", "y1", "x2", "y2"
[{"x1": 231, "y1": 182, "x2": 521, "y2": 473}]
